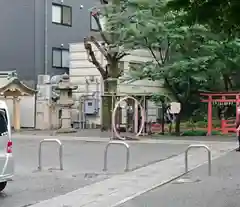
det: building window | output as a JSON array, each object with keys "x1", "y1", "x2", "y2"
[
  {"x1": 52, "y1": 3, "x2": 72, "y2": 26},
  {"x1": 52, "y1": 48, "x2": 69, "y2": 68},
  {"x1": 90, "y1": 12, "x2": 106, "y2": 31}
]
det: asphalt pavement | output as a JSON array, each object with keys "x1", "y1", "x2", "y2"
[
  {"x1": 120, "y1": 150, "x2": 240, "y2": 207},
  {"x1": 13, "y1": 129, "x2": 237, "y2": 142},
  {"x1": 0, "y1": 136, "x2": 189, "y2": 207},
  {"x1": 29, "y1": 141, "x2": 236, "y2": 207}
]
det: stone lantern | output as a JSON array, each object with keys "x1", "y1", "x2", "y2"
[{"x1": 55, "y1": 73, "x2": 77, "y2": 133}]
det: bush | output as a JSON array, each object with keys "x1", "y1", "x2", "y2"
[
  {"x1": 194, "y1": 121, "x2": 208, "y2": 128},
  {"x1": 181, "y1": 129, "x2": 222, "y2": 136},
  {"x1": 184, "y1": 119, "x2": 221, "y2": 129},
  {"x1": 181, "y1": 130, "x2": 206, "y2": 136},
  {"x1": 211, "y1": 130, "x2": 222, "y2": 135},
  {"x1": 212, "y1": 119, "x2": 221, "y2": 128}
]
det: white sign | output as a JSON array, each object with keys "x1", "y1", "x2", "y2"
[{"x1": 169, "y1": 102, "x2": 181, "y2": 114}]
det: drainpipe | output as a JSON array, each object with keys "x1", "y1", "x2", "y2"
[
  {"x1": 44, "y1": 0, "x2": 48, "y2": 74},
  {"x1": 33, "y1": 0, "x2": 37, "y2": 128}
]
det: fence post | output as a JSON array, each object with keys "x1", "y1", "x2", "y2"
[
  {"x1": 38, "y1": 139, "x2": 63, "y2": 171},
  {"x1": 185, "y1": 144, "x2": 211, "y2": 176},
  {"x1": 103, "y1": 141, "x2": 130, "y2": 172}
]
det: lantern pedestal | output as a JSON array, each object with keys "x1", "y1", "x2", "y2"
[{"x1": 55, "y1": 73, "x2": 78, "y2": 134}]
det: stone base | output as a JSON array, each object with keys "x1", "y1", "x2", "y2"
[{"x1": 56, "y1": 127, "x2": 77, "y2": 134}]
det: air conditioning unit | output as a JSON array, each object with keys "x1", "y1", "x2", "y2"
[{"x1": 38, "y1": 75, "x2": 50, "y2": 85}]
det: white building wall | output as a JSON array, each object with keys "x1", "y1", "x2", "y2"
[
  {"x1": 70, "y1": 43, "x2": 103, "y2": 126},
  {"x1": 69, "y1": 42, "x2": 167, "y2": 126}
]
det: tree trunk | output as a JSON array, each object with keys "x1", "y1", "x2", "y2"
[
  {"x1": 101, "y1": 94, "x2": 112, "y2": 131},
  {"x1": 101, "y1": 61, "x2": 119, "y2": 131},
  {"x1": 175, "y1": 110, "x2": 182, "y2": 136},
  {"x1": 101, "y1": 80, "x2": 118, "y2": 131},
  {"x1": 161, "y1": 101, "x2": 165, "y2": 135}
]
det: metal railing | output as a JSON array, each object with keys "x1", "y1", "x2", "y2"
[
  {"x1": 38, "y1": 139, "x2": 63, "y2": 171},
  {"x1": 103, "y1": 141, "x2": 130, "y2": 172},
  {"x1": 185, "y1": 144, "x2": 212, "y2": 176}
]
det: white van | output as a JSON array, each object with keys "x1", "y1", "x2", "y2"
[{"x1": 0, "y1": 101, "x2": 14, "y2": 191}]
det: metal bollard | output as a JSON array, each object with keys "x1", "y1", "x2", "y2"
[
  {"x1": 38, "y1": 139, "x2": 63, "y2": 171},
  {"x1": 103, "y1": 141, "x2": 130, "y2": 172},
  {"x1": 185, "y1": 144, "x2": 211, "y2": 176}
]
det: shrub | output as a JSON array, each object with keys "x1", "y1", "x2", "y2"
[
  {"x1": 195, "y1": 121, "x2": 208, "y2": 128},
  {"x1": 212, "y1": 119, "x2": 221, "y2": 128},
  {"x1": 211, "y1": 130, "x2": 222, "y2": 135},
  {"x1": 181, "y1": 130, "x2": 206, "y2": 136},
  {"x1": 181, "y1": 129, "x2": 222, "y2": 136}
]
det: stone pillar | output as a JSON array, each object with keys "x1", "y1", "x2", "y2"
[
  {"x1": 13, "y1": 97, "x2": 21, "y2": 131},
  {"x1": 56, "y1": 73, "x2": 77, "y2": 133},
  {"x1": 61, "y1": 107, "x2": 72, "y2": 129}
]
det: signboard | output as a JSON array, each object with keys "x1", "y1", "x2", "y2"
[
  {"x1": 151, "y1": 123, "x2": 162, "y2": 133},
  {"x1": 169, "y1": 102, "x2": 181, "y2": 114}
]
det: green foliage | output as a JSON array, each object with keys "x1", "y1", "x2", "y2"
[
  {"x1": 181, "y1": 130, "x2": 222, "y2": 136},
  {"x1": 167, "y1": 0, "x2": 240, "y2": 36},
  {"x1": 109, "y1": 0, "x2": 240, "y2": 93},
  {"x1": 108, "y1": 0, "x2": 226, "y2": 102},
  {"x1": 105, "y1": 0, "x2": 240, "y2": 132},
  {"x1": 194, "y1": 121, "x2": 208, "y2": 128},
  {"x1": 182, "y1": 120, "x2": 221, "y2": 129}
]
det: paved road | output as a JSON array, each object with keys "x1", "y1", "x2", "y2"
[
  {"x1": 14, "y1": 129, "x2": 237, "y2": 142},
  {"x1": 120, "y1": 150, "x2": 240, "y2": 207},
  {"x1": 29, "y1": 141, "x2": 236, "y2": 207},
  {"x1": 0, "y1": 136, "x2": 188, "y2": 207}
]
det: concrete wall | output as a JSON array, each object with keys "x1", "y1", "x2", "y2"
[
  {"x1": 0, "y1": 0, "x2": 97, "y2": 84},
  {"x1": 3, "y1": 97, "x2": 35, "y2": 128},
  {"x1": 44, "y1": 0, "x2": 98, "y2": 77},
  {"x1": 70, "y1": 42, "x2": 103, "y2": 125},
  {"x1": 0, "y1": 0, "x2": 36, "y2": 81}
]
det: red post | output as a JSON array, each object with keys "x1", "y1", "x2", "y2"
[
  {"x1": 207, "y1": 95, "x2": 212, "y2": 136},
  {"x1": 221, "y1": 120, "x2": 227, "y2": 134},
  {"x1": 236, "y1": 95, "x2": 240, "y2": 122}
]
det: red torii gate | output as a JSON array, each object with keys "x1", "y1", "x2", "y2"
[{"x1": 200, "y1": 92, "x2": 240, "y2": 135}]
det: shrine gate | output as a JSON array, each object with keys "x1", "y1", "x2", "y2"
[{"x1": 200, "y1": 92, "x2": 240, "y2": 135}]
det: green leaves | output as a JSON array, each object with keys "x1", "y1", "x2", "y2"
[
  {"x1": 167, "y1": 0, "x2": 240, "y2": 36},
  {"x1": 105, "y1": 0, "x2": 240, "y2": 107}
]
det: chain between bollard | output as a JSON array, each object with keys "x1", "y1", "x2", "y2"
[
  {"x1": 38, "y1": 139, "x2": 63, "y2": 171},
  {"x1": 185, "y1": 144, "x2": 212, "y2": 176},
  {"x1": 103, "y1": 141, "x2": 130, "y2": 172}
]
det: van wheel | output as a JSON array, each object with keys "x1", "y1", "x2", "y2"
[{"x1": 0, "y1": 182, "x2": 7, "y2": 192}]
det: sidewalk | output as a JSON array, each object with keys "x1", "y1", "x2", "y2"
[{"x1": 121, "y1": 150, "x2": 240, "y2": 207}]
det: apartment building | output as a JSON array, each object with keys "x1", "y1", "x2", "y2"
[{"x1": 0, "y1": 0, "x2": 97, "y2": 86}]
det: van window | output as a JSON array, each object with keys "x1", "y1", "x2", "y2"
[
  {"x1": 0, "y1": 109, "x2": 7, "y2": 125},
  {"x1": 0, "y1": 112, "x2": 7, "y2": 135}
]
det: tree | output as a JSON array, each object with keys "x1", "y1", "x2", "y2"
[
  {"x1": 166, "y1": 0, "x2": 240, "y2": 90},
  {"x1": 84, "y1": 0, "x2": 129, "y2": 131},
  {"x1": 167, "y1": 0, "x2": 240, "y2": 36},
  {"x1": 108, "y1": 0, "x2": 240, "y2": 134},
  {"x1": 207, "y1": 38, "x2": 240, "y2": 91}
]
